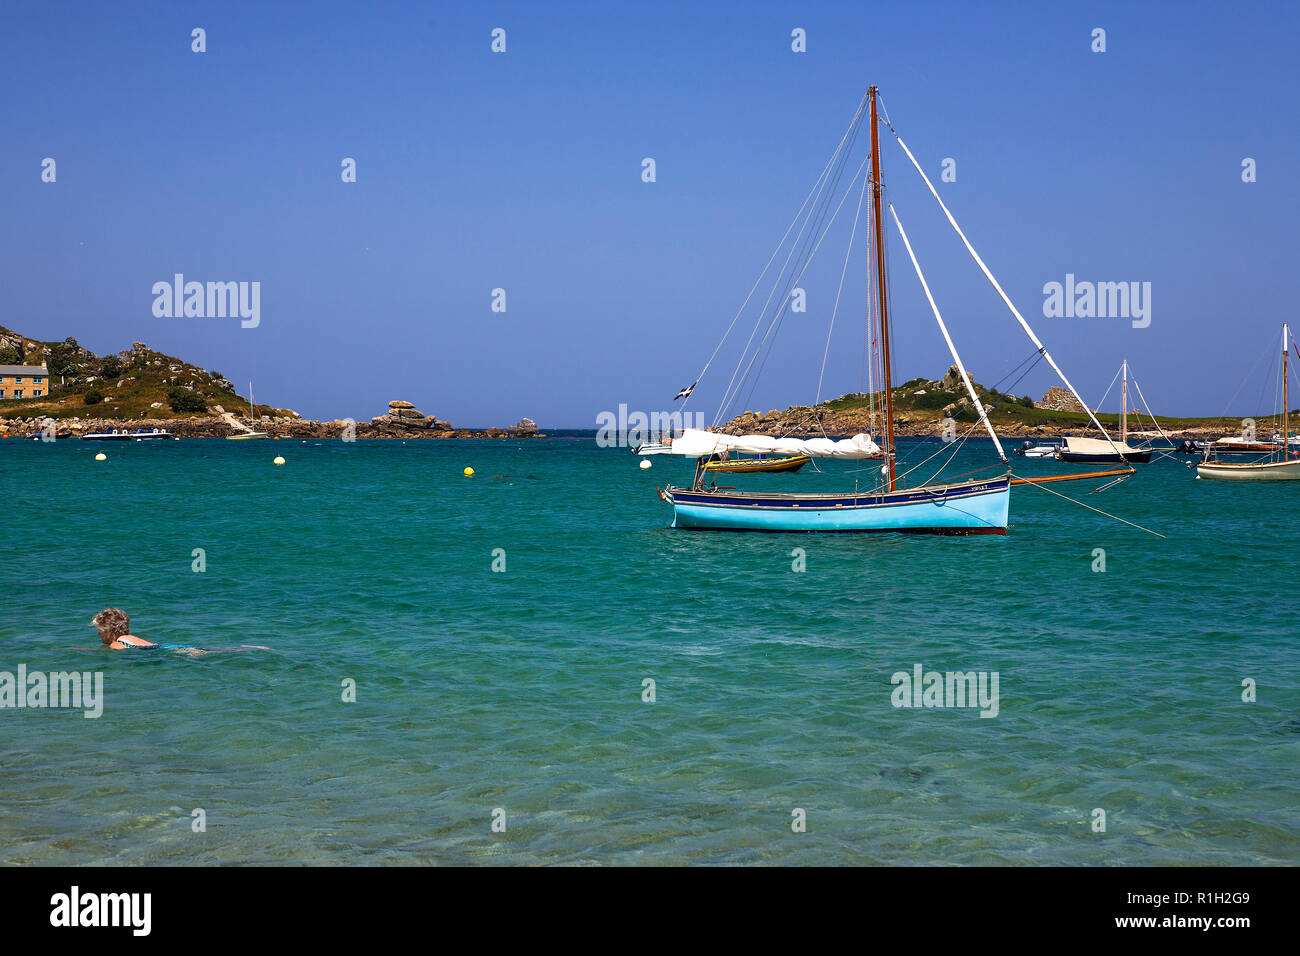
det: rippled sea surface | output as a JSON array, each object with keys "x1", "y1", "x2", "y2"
[{"x1": 1, "y1": 436, "x2": 1296, "y2": 865}]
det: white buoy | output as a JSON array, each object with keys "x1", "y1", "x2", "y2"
[
  {"x1": 94, "y1": 452, "x2": 107, "y2": 461},
  {"x1": 273, "y1": 456, "x2": 286, "y2": 465},
  {"x1": 639, "y1": 459, "x2": 652, "y2": 470}
]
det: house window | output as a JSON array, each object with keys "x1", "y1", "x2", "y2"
[
  {"x1": 33, "y1": 376, "x2": 43, "y2": 384},
  {"x1": 34, "y1": 390, "x2": 43, "y2": 396},
  {"x1": 14, "y1": 390, "x2": 23, "y2": 398},
  {"x1": 13, "y1": 377, "x2": 21, "y2": 384}
]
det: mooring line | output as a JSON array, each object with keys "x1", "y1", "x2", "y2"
[{"x1": 1011, "y1": 472, "x2": 1165, "y2": 538}]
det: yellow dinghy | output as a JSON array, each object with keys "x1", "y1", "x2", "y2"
[{"x1": 702, "y1": 454, "x2": 810, "y2": 475}]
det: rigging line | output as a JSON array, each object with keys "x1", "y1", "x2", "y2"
[
  {"x1": 989, "y1": 354, "x2": 1045, "y2": 410},
  {"x1": 733, "y1": 108, "x2": 873, "y2": 421},
  {"x1": 1270, "y1": 345, "x2": 1282, "y2": 424},
  {"x1": 725, "y1": 104, "x2": 869, "y2": 418},
  {"x1": 880, "y1": 178, "x2": 896, "y2": 410},
  {"x1": 937, "y1": 461, "x2": 1007, "y2": 483},
  {"x1": 888, "y1": 127, "x2": 1124, "y2": 457},
  {"x1": 685, "y1": 93, "x2": 869, "y2": 415},
  {"x1": 1011, "y1": 471, "x2": 1164, "y2": 538},
  {"x1": 862, "y1": 202, "x2": 876, "y2": 400},
  {"x1": 710, "y1": 102, "x2": 867, "y2": 426},
  {"x1": 723, "y1": 150, "x2": 875, "y2": 425},
  {"x1": 733, "y1": 116, "x2": 870, "y2": 421},
  {"x1": 712, "y1": 108, "x2": 867, "y2": 427},
  {"x1": 895, "y1": 415, "x2": 985, "y2": 484},
  {"x1": 1210, "y1": 336, "x2": 1275, "y2": 431},
  {"x1": 888, "y1": 201, "x2": 1006, "y2": 460},
  {"x1": 990, "y1": 348, "x2": 1046, "y2": 394},
  {"x1": 922, "y1": 434, "x2": 976, "y2": 487},
  {"x1": 1130, "y1": 374, "x2": 1176, "y2": 450},
  {"x1": 869, "y1": 183, "x2": 887, "y2": 433},
  {"x1": 1092, "y1": 363, "x2": 1125, "y2": 416},
  {"x1": 1253, "y1": 343, "x2": 1277, "y2": 432},
  {"x1": 817, "y1": 169, "x2": 871, "y2": 404},
  {"x1": 876, "y1": 92, "x2": 896, "y2": 135}
]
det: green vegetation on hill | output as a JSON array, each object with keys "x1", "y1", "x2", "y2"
[
  {"x1": 0, "y1": 324, "x2": 293, "y2": 421},
  {"x1": 750, "y1": 371, "x2": 1299, "y2": 435}
]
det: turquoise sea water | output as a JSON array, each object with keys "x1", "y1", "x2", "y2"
[{"x1": 1, "y1": 436, "x2": 1297, "y2": 865}]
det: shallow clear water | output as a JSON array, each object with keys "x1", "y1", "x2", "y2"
[{"x1": 1, "y1": 436, "x2": 1296, "y2": 864}]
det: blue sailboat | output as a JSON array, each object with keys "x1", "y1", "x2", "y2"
[
  {"x1": 665, "y1": 475, "x2": 1011, "y2": 534},
  {"x1": 657, "y1": 86, "x2": 1120, "y2": 534}
]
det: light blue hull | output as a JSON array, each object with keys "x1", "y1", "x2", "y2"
[{"x1": 667, "y1": 477, "x2": 1010, "y2": 535}]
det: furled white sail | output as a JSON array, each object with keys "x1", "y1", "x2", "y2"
[
  {"x1": 1062, "y1": 436, "x2": 1144, "y2": 456},
  {"x1": 668, "y1": 428, "x2": 880, "y2": 459}
]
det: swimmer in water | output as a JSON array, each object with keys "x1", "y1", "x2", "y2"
[
  {"x1": 92, "y1": 607, "x2": 159, "y2": 649},
  {"x1": 90, "y1": 608, "x2": 267, "y2": 655}
]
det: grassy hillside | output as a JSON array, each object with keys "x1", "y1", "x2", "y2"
[
  {"x1": 731, "y1": 371, "x2": 1297, "y2": 437},
  {"x1": 0, "y1": 325, "x2": 293, "y2": 421}
]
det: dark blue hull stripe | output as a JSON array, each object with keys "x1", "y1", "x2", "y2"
[{"x1": 668, "y1": 477, "x2": 1009, "y2": 510}]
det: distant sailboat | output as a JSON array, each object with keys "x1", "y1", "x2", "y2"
[
  {"x1": 1058, "y1": 361, "x2": 1153, "y2": 463},
  {"x1": 657, "y1": 87, "x2": 1129, "y2": 534},
  {"x1": 1197, "y1": 324, "x2": 1300, "y2": 480},
  {"x1": 226, "y1": 382, "x2": 269, "y2": 440}
]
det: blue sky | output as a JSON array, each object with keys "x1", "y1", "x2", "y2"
[{"x1": 2, "y1": 0, "x2": 1297, "y2": 426}]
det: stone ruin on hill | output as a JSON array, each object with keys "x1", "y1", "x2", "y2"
[{"x1": 1036, "y1": 386, "x2": 1086, "y2": 412}]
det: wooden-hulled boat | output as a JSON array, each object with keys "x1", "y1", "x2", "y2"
[
  {"x1": 702, "y1": 454, "x2": 810, "y2": 474},
  {"x1": 1196, "y1": 457, "x2": 1300, "y2": 481},
  {"x1": 1203, "y1": 437, "x2": 1284, "y2": 455},
  {"x1": 655, "y1": 87, "x2": 1128, "y2": 534},
  {"x1": 1197, "y1": 324, "x2": 1300, "y2": 481}
]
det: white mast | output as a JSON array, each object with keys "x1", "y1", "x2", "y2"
[
  {"x1": 1121, "y1": 360, "x2": 1128, "y2": 444},
  {"x1": 888, "y1": 203, "x2": 1006, "y2": 462},
  {"x1": 886, "y1": 130, "x2": 1124, "y2": 456}
]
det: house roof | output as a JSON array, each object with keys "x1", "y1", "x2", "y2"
[{"x1": 0, "y1": 365, "x2": 49, "y2": 376}]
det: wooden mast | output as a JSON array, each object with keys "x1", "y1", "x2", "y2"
[{"x1": 869, "y1": 86, "x2": 896, "y2": 490}]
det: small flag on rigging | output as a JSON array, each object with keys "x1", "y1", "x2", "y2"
[{"x1": 674, "y1": 381, "x2": 697, "y2": 401}]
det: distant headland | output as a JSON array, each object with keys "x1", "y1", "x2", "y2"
[
  {"x1": 0, "y1": 325, "x2": 542, "y2": 439},
  {"x1": 718, "y1": 367, "x2": 1283, "y2": 441}
]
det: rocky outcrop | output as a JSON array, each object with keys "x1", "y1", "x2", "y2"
[
  {"x1": 515, "y1": 418, "x2": 538, "y2": 435},
  {"x1": 373, "y1": 400, "x2": 439, "y2": 432},
  {"x1": 354, "y1": 401, "x2": 544, "y2": 440},
  {"x1": 0, "y1": 412, "x2": 547, "y2": 440},
  {"x1": 1037, "y1": 386, "x2": 1086, "y2": 412}
]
